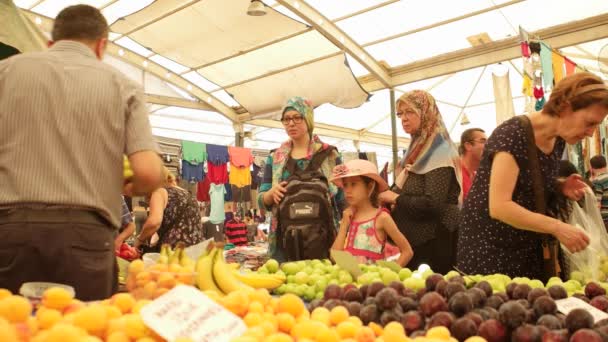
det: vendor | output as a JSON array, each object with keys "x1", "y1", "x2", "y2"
[
  {"x1": 134, "y1": 168, "x2": 205, "y2": 252},
  {"x1": 457, "y1": 72, "x2": 608, "y2": 279}
]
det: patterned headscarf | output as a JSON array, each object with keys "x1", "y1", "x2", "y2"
[
  {"x1": 394, "y1": 90, "x2": 462, "y2": 201},
  {"x1": 282, "y1": 96, "x2": 314, "y2": 137}
]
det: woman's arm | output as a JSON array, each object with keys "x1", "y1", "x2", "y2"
[
  {"x1": 489, "y1": 152, "x2": 589, "y2": 253},
  {"x1": 134, "y1": 188, "x2": 168, "y2": 248},
  {"x1": 378, "y1": 212, "x2": 413, "y2": 267}
]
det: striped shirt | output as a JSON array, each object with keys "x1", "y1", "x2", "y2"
[
  {"x1": 120, "y1": 196, "x2": 133, "y2": 230},
  {"x1": 225, "y1": 219, "x2": 248, "y2": 246},
  {"x1": 0, "y1": 41, "x2": 158, "y2": 228}
]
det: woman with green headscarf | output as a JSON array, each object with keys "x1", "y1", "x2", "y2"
[{"x1": 257, "y1": 96, "x2": 345, "y2": 261}]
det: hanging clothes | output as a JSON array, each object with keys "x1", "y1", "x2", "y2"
[
  {"x1": 224, "y1": 183, "x2": 233, "y2": 202},
  {"x1": 535, "y1": 97, "x2": 546, "y2": 111},
  {"x1": 251, "y1": 163, "x2": 262, "y2": 190},
  {"x1": 181, "y1": 160, "x2": 205, "y2": 182},
  {"x1": 564, "y1": 57, "x2": 576, "y2": 76},
  {"x1": 539, "y1": 42, "x2": 554, "y2": 90},
  {"x1": 228, "y1": 146, "x2": 253, "y2": 168},
  {"x1": 493, "y1": 70, "x2": 516, "y2": 125},
  {"x1": 551, "y1": 52, "x2": 565, "y2": 83},
  {"x1": 181, "y1": 141, "x2": 207, "y2": 165},
  {"x1": 196, "y1": 177, "x2": 211, "y2": 202},
  {"x1": 206, "y1": 144, "x2": 230, "y2": 165},
  {"x1": 522, "y1": 74, "x2": 533, "y2": 97},
  {"x1": 225, "y1": 219, "x2": 248, "y2": 246},
  {"x1": 520, "y1": 41, "x2": 531, "y2": 58},
  {"x1": 229, "y1": 165, "x2": 252, "y2": 187},
  {"x1": 209, "y1": 183, "x2": 226, "y2": 224},
  {"x1": 207, "y1": 161, "x2": 228, "y2": 184},
  {"x1": 231, "y1": 185, "x2": 252, "y2": 203}
]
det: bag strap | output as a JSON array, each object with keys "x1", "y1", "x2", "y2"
[
  {"x1": 306, "y1": 146, "x2": 336, "y2": 172},
  {"x1": 517, "y1": 115, "x2": 546, "y2": 214}
]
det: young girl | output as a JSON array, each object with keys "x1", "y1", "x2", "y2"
[{"x1": 330, "y1": 159, "x2": 414, "y2": 266}]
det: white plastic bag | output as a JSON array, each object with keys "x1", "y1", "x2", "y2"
[{"x1": 563, "y1": 187, "x2": 608, "y2": 282}]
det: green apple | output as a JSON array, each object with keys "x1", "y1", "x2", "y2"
[
  {"x1": 382, "y1": 271, "x2": 400, "y2": 285},
  {"x1": 570, "y1": 271, "x2": 585, "y2": 284},
  {"x1": 281, "y1": 262, "x2": 299, "y2": 275},
  {"x1": 287, "y1": 275, "x2": 296, "y2": 284},
  {"x1": 308, "y1": 274, "x2": 321, "y2": 286},
  {"x1": 265, "y1": 259, "x2": 279, "y2": 273},
  {"x1": 399, "y1": 268, "x2": 412, "y2": 281},
  {"x1": 529, "y1": 280, "x2": 544, "y2": 289},
  {"x1": 546, "y1": 276, "x2": 563, "y2": 288},
  {"x1": 295, "y1": 271, "x2": 309, "y2": 285},
  {"x1": 445, "y1": 270, "x2": 460, "y2": 280},
  {"x1": 303, "y1": 286, "x2": 316, "y2": 301},
  {"x1": 328, "y1": 279, "x2": 339, "y2": 285},
  {"x1": 323, "y1": 259, "x2": 332, "y2": 266},
  {"x1": 421, "y1": 269, "x2": 434, "y2": 280},
  {"x1": 315, "y1": 291, "x2": 324, "y2": 300},
  {"x1": 275, "y1": 284, "x2": 288, "y2": 295},
  {"x1": 403, "y1": 276, "x2": 425, "y2": 291},
  {"x1": 316, "y1": 278, "x2": 328, "y2": 292},
  {"x1": 339, "y1": 272, "x2": 353, "y2": 284},
  {"x1": 564, "y1": 280, "x2": 581, "y2": 293},
  {"x1": 303, "y1": 267, "x2": 314, "y2": 275},
  {"x1": 257, "y1": 266, "x2": 269, "y2": 274}
]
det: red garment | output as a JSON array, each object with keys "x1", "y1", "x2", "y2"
[
  {"x1": 564, "y1": 57, "x2": 576, "y2": 76},
  {"x1": 225, "y1": 219, "x2": 248, "y2": 246},
  {"x1": 533, "y1": 86, "x2": 544, "y2": 100},
  {"x1": 520, "y1": 42, "x2": 530, "y2": 58},
  {"x1": 207, "y1": 161, "x2": 228, "y2": 184},
  {"x1": 461, "y1": 164, "x2": 474, "y2": 200},
  {"x1": 196, "y1": 177, "x2": 211, "y2": 202}
]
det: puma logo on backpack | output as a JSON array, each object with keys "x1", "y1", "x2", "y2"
[{"x1": 278, "y1": 147, "x2": 337, "y2": 261}]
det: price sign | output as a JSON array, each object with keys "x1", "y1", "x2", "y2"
[
  {"x1": 141, "y1": 285, "x2": 246, "y2": 342},
  {"x1": 331, "y1": 249, "x2": 363, "y2": 278},
  {"x1": 556, "y1": 297, "x2": 608, "y2": 323}
]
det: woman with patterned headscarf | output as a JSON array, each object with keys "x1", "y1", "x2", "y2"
[
  {"x1": 378, "y1": 90, "x2": 461, "y2": 274},
  {"x1": 257, "y1": 96, "x2": 345, "y2": 261}
]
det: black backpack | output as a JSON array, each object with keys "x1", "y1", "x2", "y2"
[{"x1": 277, "y1": 147, "x2": 337, "y2": 261}]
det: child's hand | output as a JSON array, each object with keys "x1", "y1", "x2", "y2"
[{"x1": 341, "y1": 207, "x2": 354, "y2": 226}]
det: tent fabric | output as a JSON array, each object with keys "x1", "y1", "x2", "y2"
[
  {"x1": 0, "y1": 0, "x2": 46, "y2": 53},
  {"x1": 492, "y1": 71, "x2": 515, "y2": 126}
]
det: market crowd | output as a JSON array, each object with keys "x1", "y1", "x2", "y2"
[{"x1": 1, "y1": 4, "x2": 608, "y2": 300}]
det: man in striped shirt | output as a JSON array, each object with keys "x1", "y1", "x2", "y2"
[
  {"x1": 0, "y1": 5, "x2": 162, "y2": 300},
  {"x1": 591, "y1": 155, "x2": 608, "y2": 230}
]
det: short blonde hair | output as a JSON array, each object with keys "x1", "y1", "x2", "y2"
[
  {"x1": 161, "y1": 166, "x2": 176, "y2": 186},
  {"x1": 543, "y1": 72, "x2": 608, "y2": 117}
]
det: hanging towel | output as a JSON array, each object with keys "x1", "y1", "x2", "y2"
[
  {"x1": 551, "y1": 53, "x2": 565, "y2": 83},
  {"x1": 540, "y1": 42, "x2": 554, "y2": 90},
  {"x1": 206, "y1": 144, "x2": 230, "y2": 165},
  {"x1": 228, "y1": 146, "x2": 254, "y2": 168},
  {"x1": 493, "y1": 71, "x2": 516, "y2": 125},
  {"x1": 564, "y1": 57, "x2": 576, "y2": 76},
  {"x1": 181, "y1": 141, "x2": 207, "y2": 164}
]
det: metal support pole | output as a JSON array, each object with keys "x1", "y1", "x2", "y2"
[
  {"x1": 390, "y1": 89, "x2": 398, "y2": 177},
  {"x1": 233, "y1": 123, "x2": 244, "y2": 147}
]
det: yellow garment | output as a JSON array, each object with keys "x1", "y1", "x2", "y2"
[
  {"x1": 552, "y1": 53, "x2": 565, "y2": 82},
  {"x1": 229, "y1": 165, "x2": 252, "y2": 187},
  {"x1": 522, "y1": 74, "x2": 533, "y2": 97}
]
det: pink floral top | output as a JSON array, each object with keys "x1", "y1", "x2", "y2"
[{"x1": 344, "y1": 208, "x2": 389, "y2": 263}]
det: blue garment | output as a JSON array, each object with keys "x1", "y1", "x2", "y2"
[
  {"x1": 120, "y1": 196, "x2": 133, "y2": 230},
  {"x1": 224, "y1": 183, "x2": 233, "y2": 201},
  {"x1": 181, "y1": 160, "x2": 205, "y2": 182},
  {"x1": 206, "y1": 144, "x2": 230, "y2": 165},
  {"x1": 540, "y1": 42, "x2": 554, "y2": 90}
]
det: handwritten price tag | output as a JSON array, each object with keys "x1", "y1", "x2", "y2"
[
  {"x1": 556, "y1": 297, "x2": 608, "y2": 323},
  {"x1": 141, "y1": 285, "x2": 246, "y2": 342},
  {"x1": 331, "y1": 249, "x2": 362, "y2": 278}
]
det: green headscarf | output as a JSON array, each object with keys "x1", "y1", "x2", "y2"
[{"x1": 282, "y1": 96, "x2": 314, "y2": 137}]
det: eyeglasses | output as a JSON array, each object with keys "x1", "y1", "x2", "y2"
[
  {"x1": 468, "y1": 139, "x2": 487, "y2": 144},
  {"x1": 396, "y1": 111, "x2": 417, "y2": 118},
  {"x1": 281, "y1": 116, "x2": 304, "y2": 125}
]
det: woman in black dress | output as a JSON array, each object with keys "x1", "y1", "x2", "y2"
[
  {"x1": 379, "y1": 90, "x2": 461, "y2": 274},
  {"x1": 457, "y1": 72, "x2": 608, "y2": 279}
]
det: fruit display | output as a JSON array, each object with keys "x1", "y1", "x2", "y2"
[
  {"x1": 123, "y1": 155, "x2": 134, "y2": 180},
  {"x1": 0, "y1": 286, "x2": 196, "y2": 341},
  {"x1": 196, "y1": 245, "x2": 286, "y2": 296},
  {"x1": 126, "y1": 243, "x2": 196, "y2": 299},
  {"x1": 116, "y1": 243, "x2": 139, "y2": 261}
]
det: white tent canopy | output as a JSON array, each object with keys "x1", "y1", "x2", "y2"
[{"x1": 7, "y1": 0, "x2": 608, "y2": 172}]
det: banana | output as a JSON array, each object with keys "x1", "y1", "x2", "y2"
[
  {"x1": 196, "y1": 249, "x2": 224, "y2": 295},
  {"x1": 212, "y1": 248, "x2": 253, "y2": 294},
  {"x1": 123, "y1": 155, "x2": 134, "y2": 180},
  {"x1": 158, "y1": 244, "x2": 170, "y2": 265},
  {"x1": 232, "y1": 271, "x2": 286, "y2": 290},
  {"x1": 169, "y1": 242, "x2": 185, "y2": 265}
]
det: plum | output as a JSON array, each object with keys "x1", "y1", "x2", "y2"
[
  {"x1": 547, "y1": 285, "x2": 568, "y2": 300},
  {"x1": 435, "y1": 279, "x2": 449, "y2": 298},
  {"x1": 585, "y1": 282, "x2": 607, "y2": 299},
  {"x1": 367, "y1": 282, "x2": 386, "y2": 297},
  {"x1": 324, "y1": 284, "x2": 343, "y2": 300},
  {"x1": 590, "y1": 296, "x2": 608, "y2": 312},
  {"x1": 399, "y1": 297, "x2": 418, "y2": 312},
  {"x1": 484, "y1": 307, "x2": 500, "y2": 320},
  {"x1": 343, "y1": 283, "x2": 358, "y2": 294},
  {"x1": 475, "y1": 280, "x2": 493, "y2": 298},
  {"x1": 323, "y1": 299, "x2": 343, "y2": 310},
  {"x1": 419, "y1": 292, "x2": 448, "y2": 317},
  {"x1": 449, "y1": 292, "x2": 474, "y2": 317},
  {"x1": 506, "y1": 282, "x2": 518, "y2": 299},
  {"x1": 402, "y1": 287, "x2": 417, "y2": 300},
  {"x1": 427, "y1": 311, "x2": 455, "y2": 329},
  {"x1": 388, "y1": 280, "x2": 406, "y2": 296},
  {"x1": 308, "y1": 298, "x2": 323, "y2": 311},
  {"x1": 445, "y1": 282, "x2": 467, "y2": 299},
  {"x1": 416, "y1": 288, "x2": 427, "y2": 301},
  {"x1": 499, "y1": 301, "x2": 527, "y2": 329},
  {"x1": 375, "y1": 288, "x2": 399, "y2": 311},
  {"x1": 450, "y1": 317, "x2": 477, "y2": 341},
  {"x1": 593, "y1": 318, "x2": 608, "y2": 328},
  {"x1": 478, "y1": 319, "x2": 508, "y2": 342},
  {"x1": 570, "y1": 328, "x2": 603, "y2": 342},
  {"x1": 512, "y1": 283, "x2": 533, "y2": 300},
  {"x1": 517, "y1": 299, "x2": 531, "y2": 309},
  {"x1": 359, "y1": 304, "x2": 379, "y2": 325},
  {"x1": 533, "y1": 296, "x2": 557, "y2": 317},
  {"x1": 486, "y1": 295, "x2": 505, "y2": 310},
  {"x1": 409, "y1": 330, "x2": 426, "y2": 338},
  {"x1": 595, "y1": 325, "x2": 608, "y2": 340},
  {"x1": 537, "y1": 314, "x2": 563, "y2": 330},
  {"x1": 363, "y1": 297, "x2": 375, "y2": 306},
  {"x1": 527, "y1": 288, "x2": 549, "y2": 305},
  {"x1": 526, "y1": 308, "x2": 538, "y2": 324},
  {"x1": 359, "y1": 284, "x2": 369, "y2": 299},
  {"x1": 448, "y1": 275, "x2": 466, "y2": 286},
  {"x1": 467, "y1": 287, "x2": 488, "y2": 308},
  {"x1": 401, "y1": 310, "x2": 425, "y2": 335},
  {"x1": 464, "y1": 312, "x2": 483, "y2": 328},
  {"x1": 511, "y1": 323, "x2": 542, "y2": 342},
  {"x1": 425, "y1": 273, "x2": 445, "y2": 292},
  {"x1": 565, "y1": 308, "x2": 594, "y2": 334},
  {"x1": 541, "y1": 329, "x2": 568, "y2": 342},
  {"x1": 343, "y1": 288, "x2": 363, "y2": 303},
  {"x1": 346, "y1": 301, "x2": 361, "y2": 317},
  {"x1": 380, "y1": 308, "x2": 403, "y2": 326},
  {"x1": 495, "y1": 292, "x2": 510, "y2": 303}
]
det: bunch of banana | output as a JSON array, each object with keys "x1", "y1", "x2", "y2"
[
  {"x1": 196, "y1": 245, "x2": 286, "y2": 294},
  {"x1": 152, "y1": 243, "x2": 195, "y2": 273}
]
